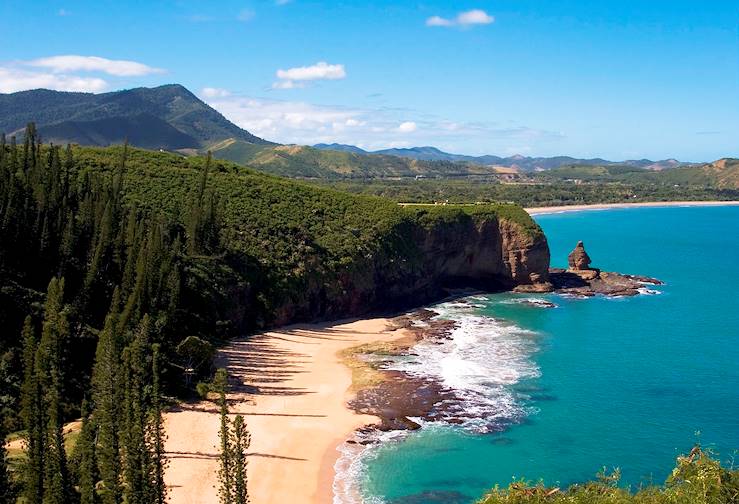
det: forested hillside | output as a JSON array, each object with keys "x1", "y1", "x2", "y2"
[
  {"x1": 0, "y1": 124, "x2": 547, "y2": 500},
  {"x1": 0, "y1": 85, "x2": 269, "y2": 151}
]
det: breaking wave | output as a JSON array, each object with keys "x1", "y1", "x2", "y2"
[{"x1": 334, "y1": 295, "x2": 543, "y2": 503}]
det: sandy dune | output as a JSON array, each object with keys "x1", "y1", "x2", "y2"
[{"x1": 164, "y1": 318, "x2": 409, "y2": 504}]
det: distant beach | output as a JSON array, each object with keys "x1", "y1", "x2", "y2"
[
  {"x1": 164, "y1": 318, "x2": 411, "y2": 504},
  {"x1": 526, "y1": 200, "x2": 739, "y2": 215}
]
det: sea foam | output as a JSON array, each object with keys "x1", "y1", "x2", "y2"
[
  {"x1": 333, "y1": 296, "x2": 542, "y2": 503},
  {"x1": 386, "y1": 299, "x2": 541, "y2": 432}
]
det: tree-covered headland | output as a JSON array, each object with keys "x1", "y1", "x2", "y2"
[{"x1": 0, "y1": 123, "x2": 542, "y2": 500}]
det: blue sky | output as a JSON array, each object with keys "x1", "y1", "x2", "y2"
[{"x1": 1, "y1": 0, "x2": 737, "y2": 161}]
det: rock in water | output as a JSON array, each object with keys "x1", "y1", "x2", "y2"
[{"x1": 568, "y1": 241, "x2": 592, "y2": 270}]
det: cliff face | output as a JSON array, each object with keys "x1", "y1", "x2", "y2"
[
  {"x1": 270, "y1": 214, "x2": 551, "y2": 326},
  {"x1": 413, "y1": 217, "x2": 550, "y2": 290}
]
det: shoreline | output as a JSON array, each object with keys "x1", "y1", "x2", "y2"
[
  {"x1": 164, "y1": 318, "x2": 411, "y2": 504},
  {"x1": 525, "y1": 200, "x2": 739, "y2": 215}
]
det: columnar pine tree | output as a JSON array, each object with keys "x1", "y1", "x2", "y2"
[
  {"x1": 232, "y1": 415, "x2": 250, "y2": 504},
  {"x1": 36, "y1": 277, "x2": 71, "y2": 504},
  {"x1": 92, "y1": 291, "x2": 122, "y2": 504},
  {"x1": 216, "y1": 368, "x2": 232, "y2": 504},
  {"x1": 76, "y1": 399, "x2": 98, "y2": 504},
  {"x1": 20, "y1": 315, "x2": 44, "y2": 504},
  {"x1": 149, "y1": 343, "x2": 168, "y2": 504},
  {"x1": 122, "y1": 315, "x2": 150, "y2": 504}
]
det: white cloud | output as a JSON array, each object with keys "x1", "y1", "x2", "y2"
[
  {"x1": 457, "y1": 9, "x2": 494, "y2": 25},
  {"x1": 0, "y1": 67, "x2": 108, "y2": 93},
  {"x1": 397, "y1": 121, "x2": 417, "y2": 133},
  {"x1": 201, "y1": 87, "x2": 231, "y2": 98},
  {"x1": 237, "y1": 8, "x2": 255, "y2": 22},
  {"x1": 275, "y1": 0, "x2": 292, "y2": 5},
  {"x1": 276, "y1": 62, "x2": 346, "y2": 81},
  {"x1": 426, "y1": 16, "x2": 453, "y2": 27},
  {"x1": 274, "y1": 61, "x2": 345, "y2": 89},
  {"x1": 272, "y1": 61, "x2": 346, "y2": 89},
  {"x1": 426, "y1": 9, "x2": 494, "y2": 28},
  {"x1": 27, "y1": 55, "x2": 164, "y2": 77},
  {"x1": 58, "y1": 8, "x2": 70, "y2": 16}
]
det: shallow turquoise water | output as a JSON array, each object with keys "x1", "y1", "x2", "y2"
[{"x1": 359, "y1": 206, "x2": 739, "y2": 504}]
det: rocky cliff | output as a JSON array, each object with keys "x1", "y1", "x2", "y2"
[{"x1": 270, "y1": 211, "x2": 551, "y2": 325}]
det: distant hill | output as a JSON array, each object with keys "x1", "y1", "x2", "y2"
[
  {"x1": 212, "y1": 143, "x2": 499, "y2": 179},
  {"x1": 541, "y1": 159, "x2": 739, "y2": 189},
  {"x1": 0, "y1": 84, "x2": 271, "y2": 151},
  {"x1": 214, "y1": 142, "x2": 710, "y2": 181},
  {"x1": 313, "y1": 144, "x2": 693, "y2": 172}
]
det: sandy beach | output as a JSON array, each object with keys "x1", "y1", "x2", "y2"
[
  {"x1": 525, "y1": 200, "x2": 739, "y2": 215},
  {"x1": 164, "y1": 318, "x2": 411, "y2": 504}
]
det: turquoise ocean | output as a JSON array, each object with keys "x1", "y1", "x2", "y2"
[{"x1": 334, "y1": 205, "x2": 739, "y2": 504}]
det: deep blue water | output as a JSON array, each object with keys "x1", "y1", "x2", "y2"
[{"x1": 353, "y1": 206, "x2": 739, "y2": 504}]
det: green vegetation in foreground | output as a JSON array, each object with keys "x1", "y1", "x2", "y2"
[{"x1": 478, "y1": 447, "x2": 739, "y2": 504}]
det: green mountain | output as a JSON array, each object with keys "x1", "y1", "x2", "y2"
[{"x1": 0, "y1": 84, "x2": 270, "y2": 151}]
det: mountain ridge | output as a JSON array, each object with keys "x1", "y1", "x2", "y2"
[{"x1": 313, "y1": 143, "x2": 695, "y2": 172}]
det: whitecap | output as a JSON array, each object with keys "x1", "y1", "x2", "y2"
[{"x1": 384, "y1": 299, "x2": 541, "y2": 433}]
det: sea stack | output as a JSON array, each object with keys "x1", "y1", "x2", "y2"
[
  {"x1": 567, "y1": 241, "x2": 599, "y2": 280},
  {"x1": 568, "y1": 240, "x2": 592, "y2": 270}
]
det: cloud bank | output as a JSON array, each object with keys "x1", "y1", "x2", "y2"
[{"x1": 0, "y1": 55, "x2": 164, "y2": 93}]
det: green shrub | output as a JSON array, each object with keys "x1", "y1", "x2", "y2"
[{"x1": 477, "y1": 447, "x2": 739, "y2": 504}]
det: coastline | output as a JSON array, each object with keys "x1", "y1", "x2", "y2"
[
  {"x1": 164, "y1": 318, "x2": 411, "y2": 504},
  {"x1": 525, "y1": 200, "x2": 739, "y2": 215}
]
